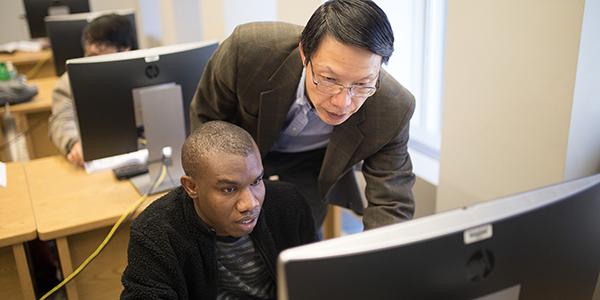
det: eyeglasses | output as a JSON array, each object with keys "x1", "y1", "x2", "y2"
[{"x1": 308, "y1": 60, "x2": 379, "y2": 98}]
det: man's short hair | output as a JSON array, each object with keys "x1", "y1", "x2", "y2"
[
  {"x1": 181, "y1": 121, "x2": 258, "y2": 177},
  {"x1": 82, "y1": 13, "x2": 135, "y2": 50},
  {"x1": 300, "y1": 0, "x2": 394, "y2": 64}
]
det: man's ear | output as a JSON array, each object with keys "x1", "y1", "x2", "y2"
[
  {"x1": 299, "y1": 42, "x2": 307, "y2": 66},
  {"x1": 180, "y1": 176, "x2": 197, "y2": 199}
]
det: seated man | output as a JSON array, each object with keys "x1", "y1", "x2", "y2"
[
  {"x1": 121, "y1": 121, "x2": 317, "y2": 299},
  {"x1": 48, "y1": 13, "x2": 134, "y2": 166}
]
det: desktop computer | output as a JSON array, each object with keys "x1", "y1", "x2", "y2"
[
  {"x1": 66, "y1": 41, "x2": 218, "y2": 194},
  {"x1": 278, "y1": 173, "x2": 600, "y2": 300}
]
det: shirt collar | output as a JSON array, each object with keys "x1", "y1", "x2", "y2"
[{"x1": 295, "y1": 68, "x2": 313, "y2": 110}]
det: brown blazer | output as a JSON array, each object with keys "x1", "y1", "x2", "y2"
[{"x1": 190, "y1": 22, "x2": 416, "y2": 229}]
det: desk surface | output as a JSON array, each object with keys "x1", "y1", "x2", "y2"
[
  {"x1": 0, "y1": 49, "x2": 52, "y2": 65},
  {"x1": 0, "y1": 76, "x2": 57, "y2": 115},
  {"x1": 26, "y1": 156, "x2": 162, "y2": 241},
  {"x1": 0, "y1": 163, "x2": 37, "y2": 248}
]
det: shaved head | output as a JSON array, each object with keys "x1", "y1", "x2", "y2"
[{"x1": 181, "y1": 121, "x2": 258, "y2": 178}]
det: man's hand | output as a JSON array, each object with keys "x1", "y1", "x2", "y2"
[{"x1": 67, "y1": 141, "x2": 84, "y2": 167}]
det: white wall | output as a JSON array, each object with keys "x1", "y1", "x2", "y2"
[
  {"x1": 278, "y1": 0, "x2": 322, "y2": 26},
  {"x1": 437, "y1": 0, "x2": 587, "y2": 211},
  {"x1": 0, "y1": 0, "x2": 321, "y2": 46},
  {"x1": 223, "y1": 0, "x2": 277, "y2": 37},
  {"x1": 200, "y1": 0, "x2": 320, "y2": 42},
  {"x1": 0, "y1": 1, "x2": 29, "y2": 44},
  {"x1": 565, "y1": 0, "x2": 600, "y2": 181}
]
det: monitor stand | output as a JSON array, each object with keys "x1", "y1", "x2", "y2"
[{"x1": 129, "y1": 83, "x2": 186, "y2": 195}]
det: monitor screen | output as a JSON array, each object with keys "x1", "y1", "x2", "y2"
[
  {"x1": 45, "y1": 9, "x2": 139, "y2": 75},
  {"x1": 278, "y1": 174, "x2": 600, "y2": 300},
  {"x1": 66, "y1": 41, "x2": 218, "y2": 162},
  {"x1": 23, "y1": 0, "x2": 90, "y2": 38}
]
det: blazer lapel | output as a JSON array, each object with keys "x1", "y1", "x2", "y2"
[
  {"x1": 257, "y1": 47, "x2": 304, "y2": 156},
  {"x1": 319, "y1": 108, "x2": 366, "y2": 198}
]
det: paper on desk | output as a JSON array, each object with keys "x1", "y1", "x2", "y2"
[
  {"x1": 0, "y1": 40, "x2": 44, "y2": 53},
  {"x1": 84, "y1": 149, "x2": 148, "y2": 174},
  {"x1": 0, "y1": 162, "x2": 6, "y2": 187}
]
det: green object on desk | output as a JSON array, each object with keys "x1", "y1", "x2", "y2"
[{"x1": 0, "y1": 62, "x2": 10, "y2": 81}]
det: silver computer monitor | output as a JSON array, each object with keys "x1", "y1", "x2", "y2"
[
  {"x1": 66, "y1": 41, "x2": 218, "y2": 193},
  {"x1": 278, "y1": 173, "x2": 600, "y2": 300},
  {"x1": 67, "y1": 41, "x2": 217, "y2": 162}
]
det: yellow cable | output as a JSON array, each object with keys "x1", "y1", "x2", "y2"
[{"x1": 39, "y1": 164, "x2": 168, "y2": 300}]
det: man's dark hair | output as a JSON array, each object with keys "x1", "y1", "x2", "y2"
[
  {"x1": 181, "y1": 121, "x2": 258, "y2": 178},
  {"x1": 300, "y1": 0, "x2": 394, "y2": 64},
  {"x1": 82, "y1": 13, "x2": 135, "y2": 50}
]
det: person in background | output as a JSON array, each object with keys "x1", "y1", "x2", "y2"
[
  {"x1": 121, "y1": 121, "x2": 316, "y2": 299},
  {"x1": 190, "y1": 0, "x2": 416, "y2": 231},
  {"x1": 48, "y1": 13, "x2": 134, "y2": 166}
]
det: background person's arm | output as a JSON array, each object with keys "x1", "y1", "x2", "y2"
[{"x1": 48, "y1": 73, "x2": 82, "y2": 164}]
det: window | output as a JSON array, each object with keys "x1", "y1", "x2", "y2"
[{"x1": 376, "y1": 0, "x2": 447, "y2": 159}]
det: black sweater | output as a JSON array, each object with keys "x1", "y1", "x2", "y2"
[{"x1": 121, "y1": 181, "x2": 316, "y2": 299}]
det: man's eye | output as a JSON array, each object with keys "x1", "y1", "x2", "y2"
[
  {"x1": 251, "y1": 177, "x2": 263, "y2": 186},
  {"x1": 324, "y1": 76, "x2": 337, "y2": 83},
  {"x1": 222, "y1": 187, "x2": 237, "y2": 193}
]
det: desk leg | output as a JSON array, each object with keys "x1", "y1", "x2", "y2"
[
  {"x1": 12, "y1": 244, "x2": 35, "y2": 300},
  {"x1": 322, "y1": 205, "x2": 342, "y2": 240},
  {"x1": 56, "y1": 237, "x2": 79, "y2": 300}
]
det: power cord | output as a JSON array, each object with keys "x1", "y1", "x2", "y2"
[{"x1": 38, "y1": 161, "x2": 169, "y2": 300}]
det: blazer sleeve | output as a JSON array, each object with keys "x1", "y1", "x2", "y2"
[
  {"x1": 189, "y1": 25, "x2": 241, "y2": 131},
  {"x1": 361, "y1": 92, "x2": 416, "y2": 230},
  {"x1": 48, "y1": 73, "x2": 80, "y2": 154}
]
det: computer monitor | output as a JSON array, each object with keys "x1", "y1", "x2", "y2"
[
  {"x1": 66, "y1": 41, "x2": 218, "y2": 192},
  {"x1": 278, "y1": 173, "x2": 600, "y2": 300},
  {"x1": 22, "y1": 0, "x2": 90, "y2": 38},
  {"x1": 45, "y1": 9, "x2": 138, "y2": 76}
]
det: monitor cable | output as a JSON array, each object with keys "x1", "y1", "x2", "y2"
[{"x1": 38, "y1": 160, "x2": 168, "y2": 300}]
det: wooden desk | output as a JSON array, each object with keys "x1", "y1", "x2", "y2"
[
  {"x1": 24, "y1": 155, "x2": 340, "y2": 299},
  {"x1": 0, "y1": 163, "x2": 37, "y2": 300},
  {"x1": 0, "y1": 49, "x2": 56, "y2": 79},
  {"x1": 26, "y1": 156, "x2": 161, "y2": 300},
  {"x1": 0, "y1": 76, "x2": 61, "y2": 161}
]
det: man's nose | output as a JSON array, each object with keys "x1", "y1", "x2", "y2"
[
  {"x1": 330, "y1": 88, "x2": 352, "y2": 109},
  {"x1": 237, "y1": 188, "x2": 259, "y2": 212}
]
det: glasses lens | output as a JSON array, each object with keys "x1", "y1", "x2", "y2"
[
  {"x1": 316, "y1": 80, "x2": 342, "y2": 95},
  {"x1": 351, "y1": 87, "x2": 376, "y2": 98}
]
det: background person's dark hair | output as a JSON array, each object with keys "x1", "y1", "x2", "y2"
[
  {"x1": 300, "y1": 0, "x2": 394, "y2": 64},
  {"x1": 82, "y1": 13, "x2": 135, "y2": 50}
]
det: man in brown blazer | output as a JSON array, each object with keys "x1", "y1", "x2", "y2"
[{"x1": 190, "y1": 0, "x2": 415, "y2": 231}]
